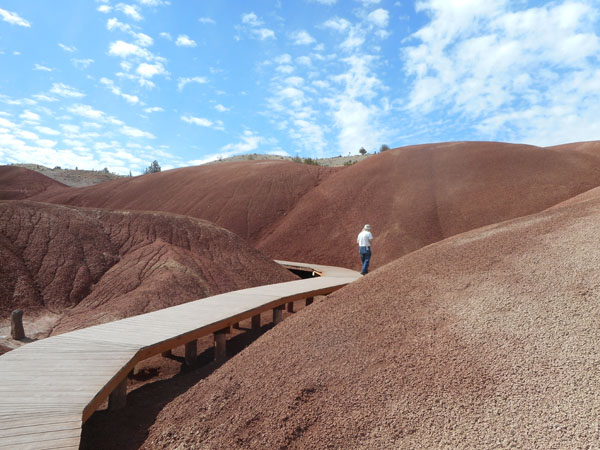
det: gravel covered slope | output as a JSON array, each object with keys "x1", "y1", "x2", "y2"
[{"x1": 144, "y1": 185, "x2": 600, "y2": 449}]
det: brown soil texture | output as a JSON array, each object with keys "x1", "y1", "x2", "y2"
[
  {"x1": 0, "y1": 166, "x2": 67, "y2": 200},
  {"x1": 143, "y1": 181, "x2": 600, "y2": 449},
  {"x1": 31, "y1": 160, "x2": 337, "y2": 243},
  {"x1": 0, "y1": 201, "x2": 296, "y2": 336},
  {"x1": 31, "y1": 142, "x2": 600, "y2": 271}
]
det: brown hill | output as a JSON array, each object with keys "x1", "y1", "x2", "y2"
[
  {"x1": 0, "y1": 165, "x2": 68, "y2": 200},
  {"x1": 143, "y1": 177, "x2": 600, "y2": 449},
  {"x1": 256, "y1": 141, "x2": 600, "y2": 268},
  {"x1": 31, "y1": 160, "x2": 337, "y2": 242},
  {"x1": 0, "y1": 201, "x2": 296, "y2": 337},
  {"x1": 31, "y1": 142, "x2": 600, "y2": 271}
]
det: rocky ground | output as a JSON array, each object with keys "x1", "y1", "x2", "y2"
[
  {"x1": 142, "y1": 184, "x2": 600, "y2": 449},
  {"x1": 13, "y1": 164, "x2": 126, "y2": 187}
]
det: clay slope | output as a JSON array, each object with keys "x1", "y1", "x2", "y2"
[
  {"x1": 31, "y1": 142, "x2": 600, "y2": 271},
  {"x1": 0, "y1": 201, "x2": 296, "y2": 336},
  {"x1": 31, "y1": 160, "x2": 337, "y2": 242},
  {"x1": 144, "y1": 179, "x2": 600, "y2": 449},
  {"x1": 257, "y1": 141, "x2": 600, "y2": 268},
  {"x1": 0, "y1": 166, "x2": 67, "y2": 200}
]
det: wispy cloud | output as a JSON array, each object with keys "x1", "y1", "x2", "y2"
[
  {"x1": 58, "y1": 43, "x2": 76, "y2": 53},
  {"x1": 100, "y1": 77, "x2": 140, "y2": 104},
  {"x1": 238, "y1": 12, "x2": 275, "y2": 40},
  {"x1": 175, "y1": 34, "x2": 197, "y2": 47},
  {"x1": 33, "y1": 64, "x2": 53, "y2": 72},
  {"x1": 116, "y1": 3, "x2": 143, "y2": 21},
  {"x1": 181, "y1": 115, "x2": 224, "y2": 130},
  {"x1": 177, "y1": 76, "x2": 207, "y2": 91},
  {"x1": 50, "y1": 83, "x2": 85, "y2": 98},
  {"x1": 0, "y1": 8, "x2": 30, "y2": 27},
  {"x1": 72, "y1": 58, "x2": 94, "y2": 69},
  {"x1": 144, "y1": 106, "x2": 164, "y2": 113},
  {"x1": 404, "y1": 0, "x2": 600, "y2": 145},
  {"x1": 290, "y1": 30, "x2": 316, "y2": 45},
  {"x1": 199, "y1": 17, "x2": 216, "y2": 25}
]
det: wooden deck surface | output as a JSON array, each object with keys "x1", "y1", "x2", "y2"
[{"x1": 0, "y1": 261, "x2": 359, "y2": 449}]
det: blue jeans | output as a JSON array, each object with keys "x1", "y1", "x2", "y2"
[{"x1": 359, "y1": 246, "x2": 371, "y2": 274}]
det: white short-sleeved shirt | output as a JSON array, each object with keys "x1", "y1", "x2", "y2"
[{"x1": 357, "y1": 230, "x2": 373, "y2": 247}]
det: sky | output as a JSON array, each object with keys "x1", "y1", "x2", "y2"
[{"x1": 1, "y1": 0, "x2": 600, "y2": 174}]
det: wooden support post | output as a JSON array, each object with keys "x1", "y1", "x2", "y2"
[
  {"x1": 214, "y1": 329, "x2": 228, "y2": 363},
  {"x1": 233, "y1": 322, "x2": 241, "y2": 329},
  {"x1": 108, "y1": 377, "x2": 127, "y2": 411},
  {"x1": 185, "y1": 340, "x2": 197, "y2": 366},
  {"x1": 161, "y1": 349, "x2": 172, "y2": 358},
  {"x1": 287, "y1": 301, "x2": 294, "y2": 313},
  {"x1": 10, "y1": 309, "x2": 25, "y2": 340},
  {"x1": 273, "y1": 305, "x2": 284, "y2": 325},
  {"x1": 251, "y1": 314, "x2": 261, "y2": 331},
  {"x1": 305, "y1": 296, "x2": 314, "y2": 306}
]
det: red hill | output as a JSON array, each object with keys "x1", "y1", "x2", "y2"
[
  {"x1": 0, "y1": 165, "x2": 67, "y2": 200},
  {"x1": 0, "y1": 201, "x2": 296, "y2": 337},
  {"x1": 144, "y1": 177, "x2": 600, "y2": 449},
  {"x1": 31, "y1": 142, "x2": 600, "y2": 271},
  {"x1": 32, "y1": 160, "x2": 337, "y2": 242}
]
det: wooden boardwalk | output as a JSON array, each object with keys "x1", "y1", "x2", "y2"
[{"x1": 0, "y1": 261, "x2": 359, "y2": 449}]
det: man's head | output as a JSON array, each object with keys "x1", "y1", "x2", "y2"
[{"x1": 364, "y1": 224, "x2": 371, "y2": 231}]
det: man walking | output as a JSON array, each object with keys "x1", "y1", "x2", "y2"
[{"x1": 357, "y1": 224, "x2": 373, "y2": 275}]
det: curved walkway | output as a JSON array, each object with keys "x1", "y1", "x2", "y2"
[{"x1": 0, "y1": 261, "x2": 360, "y2": 449}]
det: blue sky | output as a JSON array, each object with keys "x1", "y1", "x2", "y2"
[{"x1": 1, "y1": 0, "x2": 600, "y2": 174}]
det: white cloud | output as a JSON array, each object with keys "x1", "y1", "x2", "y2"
[
  {"x1": 221, "y1": 130, "x2": 264, "y2": 153},
  {"x1": 58, "y1": 43, "x2": 76, "y2": 53},
  {"x1": 121, "y1": 125, "x2": 155, "y2": 138},
  {"x1": 159, "y1": 32, "x2": 172, "y2": 40},
  {"x1": 357, "y1": 0, "x2": 380, "y2": 5},
  {"x1": 215, "y1": 104, "x2": 229, "y2": 112},
  {"x1": 175, "y1": 34, "x2": 197, "y2": 47},
  {"x1": 50, "y1": 83, "x2": 85, "y2": 98},
  {"x1": 72, "y1": 58, "x2": 94, "y2": 69},
  {"x1": 109, "y1": 40, "x2": 150, "y2": 58},
  {"x1": 199, "y1": 17, "x2": 215, "y2": 25},
  {"x1": 0, "y1": 8, "x2": 30, "y2": 27},
  {"x1": 177, "y1": 76, "x2": 207, "y2": 91},
  {"x1": 20, "y1": 110, "x2": 40, "y2": 121},
  {"x1": 33, "y1": 64, "x2": 53, "y2": 72},
  {"x1": 137, "y1": 0, "x2": 169, "y2": 6},
  {"x1": 98, "y1": 5, "x2": 112, "y2": 13},
  {"x1": 181, "y1": 115, "x2": 212, "y2": 127},
  {"x1": 308, "y1": 0, "x2": 337, "y2": 4},
  {"x1": 116, "y1": 3, "x2": 143, "y2": 21},
  {"x1": 404, "y1": 0, "x2": 600, "y2": 146},
  {"x1": 290, "y1": 30, "x2": 316, "y2": 45},
  {"x1": 239, "y1": 12, "x2": 275, "y2": 40},
  {"x1": 136, "y1": 62, "x2": 168, "y2": 78},
  {"x1": 32, "y1": 94, "x2": 58, "y2": 102},
  {"x1": 367, "y1": 8, "x2": 389, "y2": 28},
  {"x1": 242, "y1": 12, "x2": 262, "y2": 26},
  {"x1": 323, "y1": 17, "x2": 351, "y2": 32},
  {"x1": 100, "y1": 77, "x2": 140, "y2": 104},
  {"x1": 144, "y1": 106, "x2": 164, "y2": 113},
  {"x1": 36, "y1": 126, "x2": 60, "y2": 136},
  {"x1": 181, "y1": 115, "x2": 224, "y2": 130},
  {"x1": 68, "y1": 104, "x2": 105, "y2": 120}
]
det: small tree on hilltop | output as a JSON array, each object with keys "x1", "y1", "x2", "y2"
[
  {"x1": 359, "y1": 147, "x2": 367, "y2": 155},
  {"x1": 380, "y1": 144, "x2": 390, "y2": 152},
  {"x1": 145, "y1": 160, "x2": 161, "y2": 174}
]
